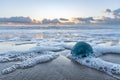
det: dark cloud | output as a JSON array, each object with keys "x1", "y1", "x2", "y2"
[
  {"x1": 41, "y1": 19, "x2": 50, "y2": 24},
  {"x1": 72, "y1": 17, "x2": 94, "y2": 24},
  {"x1": 59, "y1": 18, "x2": 69, "y2": 21},
  {"x1": 104, "y1": 8, "x2": 112, "y2": 13},
  {"x1": 0, "y1": 16, "x2": 33, "y2": 24},
  {"x1": 77, "y1": 17, "x2": 94, "y2": 22},
  {"x1": 113, "y1": 8, "x2": 120, "y2": 18},
  {"x1": 51, "y1": 19, "x2": 60, "y2": 24},
  {"x1": 104, "y1": 8, "x2": 120, "y2": 18},
  {"x1": 41, "y1": 19, "x2": 60, "y2": 24},
  {"x1": 92, "y1": 17, "x2": 120, "y2": 24},
  {"x1": 92, "y1": 8, "x2": 120, "y2": 24}
]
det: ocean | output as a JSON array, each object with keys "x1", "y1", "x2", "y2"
[{"x1": 0, "y1": 25, "x2": 120, "y2": 51}]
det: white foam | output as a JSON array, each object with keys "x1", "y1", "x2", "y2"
[
  {"x1": 93, "y1": 45, "x2": 120, "y2": 57},
  {"x1": 2, "y1": 54, "x2": 59, "y2": 74},
  {"x1": 68, "y1": 55, "x2": 120, "y2": 79}
]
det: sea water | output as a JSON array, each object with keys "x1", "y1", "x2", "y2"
[{"x1": 0, "y1": 25, "x2": 120, "y2": 52}]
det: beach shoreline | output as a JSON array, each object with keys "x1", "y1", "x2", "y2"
[{"x1": 0, "y1": 55, "x2": 117, "y2": 80}]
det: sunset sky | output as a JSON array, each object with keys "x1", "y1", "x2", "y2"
[{"x1": 0, "y1": 0, "x2": 120, "y2": 20}]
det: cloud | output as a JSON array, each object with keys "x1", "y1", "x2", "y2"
[
  {"x1": 92, "y1": 16, "x2": 120, "y2": 24},
  {"x1": 0, "y1": 16, "x2": 33, "y2": 24},
  {"x1": 92, "y1": 8, "x2": 120, "y2": 24},
  {"x1": 51, "y1": 19, "x2": 60, "y2": 24},
  {"x1": 104, "y1": 8, "x2": 120, "y2": 18},
  {"x1": 59, "y1": 18, "x2": 69, "y2": 21},
  {"x1": 41, "y1": 19, "x2": 60, "y2": 24},
  {"x1": 71, "y1": 17, "x2": 94, "y2": 24},
  {"x1": 113, "y1": 8, "x2": 120, "y2": 18},
  {"x1": 41, "y1": 19, "x2": 50, "y2": 24},
  {"x1": 104, "y1": 8, "x2": 112, "y2": 13}
]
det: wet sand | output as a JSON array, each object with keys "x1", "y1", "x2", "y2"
[
  {"x1": 0, "y1": 55, "x2": 118, "y2": 80},
  {"x1": 100, "y1": 53, "x2": 120, "y2": 64}
]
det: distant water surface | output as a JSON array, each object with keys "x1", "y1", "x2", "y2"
[{"x1": 0, "y1": 25, "x2": 120, "y2": 52}]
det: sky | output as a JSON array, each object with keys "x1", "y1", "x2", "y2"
[{"x1": 0, "y1": 0, "x2": 120, "y2": 20}]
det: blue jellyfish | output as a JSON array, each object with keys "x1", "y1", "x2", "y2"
[{"x1": 71, "y1": 41, "x2": 93, "y2": 58}]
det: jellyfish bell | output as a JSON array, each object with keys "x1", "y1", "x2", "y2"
[{"x1": 71, "y1": 41, "x2": 93, "y2": 58}]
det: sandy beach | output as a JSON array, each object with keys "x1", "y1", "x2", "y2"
[{"x1": 0, "y1": 55, "x2": 118, "y2": 80}]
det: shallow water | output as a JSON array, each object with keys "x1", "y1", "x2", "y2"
[
  {"x1": 0, "y1": 25, "x2": 120, "y2": 52},
  {"x1": 0, "y1": 41, "x2": 36, "y2": 52}
]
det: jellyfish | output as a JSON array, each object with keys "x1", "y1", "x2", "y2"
[{"x1": 71, "y1": 41, "x2": 93, "y2": 58}]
